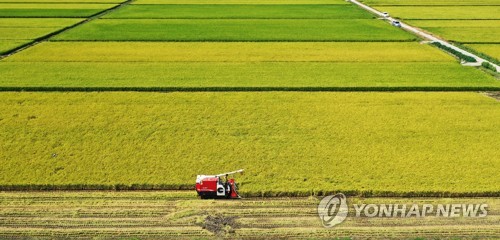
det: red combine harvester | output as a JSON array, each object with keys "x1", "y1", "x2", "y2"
[{"x1": 196, "y1": 169, "x2": 244, "y2": 199}]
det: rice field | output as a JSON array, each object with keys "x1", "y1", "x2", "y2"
[
  {"x1": 373, "y1": 6, "x2": 500, "y2": 20},
  {"x1": 1, "y1": 92, "x2": 499, "y2": 195},
  {"x1": 369, "y1": 2, "x2": 500, "y2": 71},
  {"x1": 0, "y1": 3, "x2": 117, "y2": 17},
  {"x1": 0, "y1": 27, "x2": 69, "y2": 40},
  {"x1": 0, "y1": 19, "x2": 83, "y2": 41},
  {"x1": 103, "y1": 4, "x2": 373, "y2": 19},
  {"x1": 0, "y1": 18, "x2": 83, "y2": 54},
  {"x1": 1, "y1": 62, "x2": 498, "y2": 88},
  {"x1": 53, "y1": 19, "x2": 416, "y2": 42},
  {"x1": 407, "y1": 20, "x2": 500, "y2": 27},
  {"x1": 0, "y1": 18, "x2": 84, "y2": 27},
  {"x1": 0, "y1": 0, "x2": 123, "y2": 2},
  {"x1": 133, "y1": 0, "x2": 349, "y2": 4},
  {"x1": 422, "y1": 27, "x2": 500, "y2": 43},
  {"x1": 0, "y1": 0, "x2": 499, "y2": 237},
  {"x1": 465, "y1": 44, "x2": 500, "y2": 60},
  {"x1": 6, "y1": 42, "x2": 454, "y2": 62},
  {"x1": 0, "y1": 40, "x2": 29, "y2": 54},
  {"x1": 361, "y1": 0, "x2": 500, "y2": 6},
  {"x1": 0, "y1": 192, "x2": 498, "y2": 239}
]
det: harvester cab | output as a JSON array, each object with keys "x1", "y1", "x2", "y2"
[{"x1": 195, "y1": 169, "x2": 244, "y2": 199}]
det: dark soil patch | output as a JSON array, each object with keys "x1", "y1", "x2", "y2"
[{"x1": 203, "y1": 214, "x2": 238, "y2": 236}]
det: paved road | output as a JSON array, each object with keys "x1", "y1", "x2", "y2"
[{"x1": 348, "y1": 0, "x2": 500, "y2": 72}]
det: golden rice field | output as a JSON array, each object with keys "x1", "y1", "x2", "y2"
[
  {"x1": 7, "y1": 42, "x2": 453, "y2": 62},
  {"x1": 0, "y1": 92, "x2": 499, "y2": 196}
]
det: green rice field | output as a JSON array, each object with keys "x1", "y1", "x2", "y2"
[
  {"x1": 103, "y1": 4, "x2": 373, "y2": 19},
  {"x1": 53, "y1": 19, "x2": 416, "y2": 41},
  {"x1": 133, "y1": 0, "x2": 349, "y2": 4}
]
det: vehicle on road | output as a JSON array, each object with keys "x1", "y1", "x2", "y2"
[
  {"x1": 392, "y1": 21, "x2": 402, "y2": 28},
  {"x1": 382, "y1": 12, "x2": 389, "y2": 18}
]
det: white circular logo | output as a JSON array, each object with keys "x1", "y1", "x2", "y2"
[{"x1": 317, "y1": 193, "x2": 348, "y2": 228}]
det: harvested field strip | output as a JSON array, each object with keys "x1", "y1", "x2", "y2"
[
  {"x1": 8, "y1": 42, "x2": 454, "y2": 62},
  {"x1": 53, "y1": 19, "x2": 416, "y2": 41},
  {"x1": 373, "y1": 6, "x2": 500, "y2": 20},
  {"x1": 0, "y1": 62, "x2": 497, "y2": 88},
  {"x1": 0, "y1": 92, "x2": 498, "y2": 196},
  {"x1": 103, "y1": 4, "x2": 373, "y2": 19},
  {"x1": 407, "y1": 20, "x2": 500, "y2": 28},
  {"x1": 0, "y1": 192, "x2": 498, "y2": 239}
]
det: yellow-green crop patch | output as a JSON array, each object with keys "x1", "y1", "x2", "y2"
[
  {"x1": 0, "y1": 3, "x2": 117, "y2": 17},
  {"x1": 405, "y1": 20, "x2": 500, "y2": 43},
  {"x1": 0, "y1": 0, "x2": 123, "y2": 2},
  {"x1": 0, "y1": 62, "x2": 497, "y2": 88},
  {"x1": 103, "y1": 4, "x2": 373, "y2": 19},
  {"x1": 0, "y1": 3, "x2": 115, "y2": 8},
  {"x1": 8, "y1": 42, "x2": 453, "y2": 62},
  {"x1": 133, "y1": 0, "x2": 349, "y2": 4},
  {"x1": 425, "y1": 27, "x2": 500, "y2": 43},
  {"x1": 0, "y1": 18, "x2": 84, "y2": 27},
  {"x1": 361, "y1": 0, "x2": 500, "y2": 6},
  {"x1": 374, "y1": 6, "x2": 500, "y2": 20},
  {"x1": 53, "y1": 19, "x2": 416, "y2": 41},
  {"x1": 465, "y1": 44, "x2": 500, "y2": 60},
  {"x1": 0, "y1": 40, "x2": 30, "y2": 54},
  {"x1": 0, "y1": 92, "x2": 498, "y2": 196},
  {"x1": 0, "y1": 27, "x2": 64, "y2": 39},
  {"x1": 0, "y1": 18, "x2": 83, "y2": 54},
  {"x1": 407, "y1": 20, "x2": 500, "y2": 27}
]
